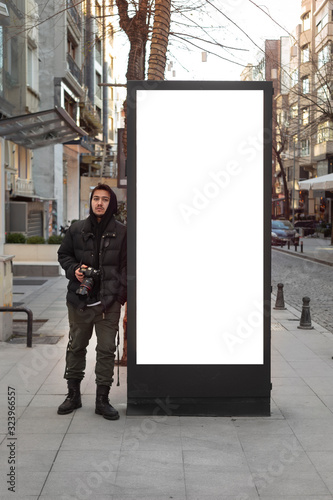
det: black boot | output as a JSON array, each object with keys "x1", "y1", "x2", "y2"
[
  {"x1": 57, "y1": 379, "x2": 82, "y2": 415},
  {"x1": 95, "y1": 385, "x2": 119, "y2": 420}
]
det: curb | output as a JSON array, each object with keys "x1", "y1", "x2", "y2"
[{"x1": 272, "y1": 246, "x2": 333, "y2": 267}]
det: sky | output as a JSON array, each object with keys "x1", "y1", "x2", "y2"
[
  {"x1": 164, "y1": 0, "x2": 302, "y2": 81},
  {"x1": 113, "y1": 0, "x2": 303, "y2": 82}
]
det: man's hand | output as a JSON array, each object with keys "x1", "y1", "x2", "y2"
[{"x1": 75, "y1": 265, "x2": 87, "y2": 283}]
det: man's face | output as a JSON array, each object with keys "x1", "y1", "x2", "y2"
[{"x1": 91, "y1": 189, "x2": 110, "y2": 219}]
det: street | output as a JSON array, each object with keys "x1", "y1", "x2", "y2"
[{"x1": 272, "y1": 249, "x2": 333, "y2": 334}]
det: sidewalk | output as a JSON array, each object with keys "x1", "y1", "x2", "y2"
[{"x1": 1, "y1": 272, "x2": 333, "y2": 498}]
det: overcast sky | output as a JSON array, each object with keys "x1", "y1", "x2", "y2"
[
  {"x1": 165, "y1": 0, "x2": 302, "y2": 81},
  {"x1": 113, "y1": 0, "x2": 302, "y2": 82}
]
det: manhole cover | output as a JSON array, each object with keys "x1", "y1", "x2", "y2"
[{"x1": 13, "y1": 279, "x2": 47, "y2": 286}]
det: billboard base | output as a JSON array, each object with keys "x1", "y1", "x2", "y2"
[{"x1": 127, "y1": 397, "x2": 271, "y2": 417}]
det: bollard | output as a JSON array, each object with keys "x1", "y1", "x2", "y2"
[
  {"x1": 301, "y1": 241, "x2": 303, "y2": 253},
  {"x1": 274, "y1": 283, "x2": 286, "y2": 310},
  {"x1": 294, "y1": 243, "x2": 298, "y2": 252},
  {"x1": 297, "y1": 296, "x2": 314, "y2": 330},
  {"x1": 287, "y1": 240, "x2": 290, "y2": 250}
]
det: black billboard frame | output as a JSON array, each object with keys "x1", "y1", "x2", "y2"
[{"x1": 127, "y1": 80, "x2": 272, "y2": 417}]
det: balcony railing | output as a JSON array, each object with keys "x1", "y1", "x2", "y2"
[
  {"x1": 15, "y1": 177, "x2": 34, "y2": 196},
  {"x1": 66, "y1": 0, "x2": 81, "y2": 31},
  {"x1": 67, "y1": 53, "x2": 82, "y2": 85}
]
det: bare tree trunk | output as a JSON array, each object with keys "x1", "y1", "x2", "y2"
[
  {"x1": 148, "y1": 0, "x2": 171, "y2": 80},
  {"x1": 116, "y1": 0, "x2": 149, "y2": 80},
  {"x1": 115, "y1": 0, "x2": 150, "y2": 157}
]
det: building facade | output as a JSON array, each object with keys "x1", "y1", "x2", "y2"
[
  {"x1": 243, "y1": 0, "x2": 333, "y2": 222},
  {"x1": 0, "y1": 0, "x2": 126, "y2": 242}
]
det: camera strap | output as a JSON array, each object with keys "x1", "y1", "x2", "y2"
[{"x1": 116, "y1": 327, "x2": 120, "y2": 386}]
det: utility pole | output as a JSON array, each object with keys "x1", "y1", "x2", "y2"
[{"x1": 292, "y1": 140, "x2": 295, "y2": 225}]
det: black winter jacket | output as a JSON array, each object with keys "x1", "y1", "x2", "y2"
[{"x1": 58, "y1": 215, "x2": 127, "y2": 311}]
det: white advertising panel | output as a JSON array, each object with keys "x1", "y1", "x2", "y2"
[{"x1": 136, "y1": 89, "x2": 264, "y2": 365}]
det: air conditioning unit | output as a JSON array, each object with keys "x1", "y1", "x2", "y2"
[
  {"x1": 0, "y1": 2, "x2": 9, "y2": 17},
  {"x1": 9, "y1": 202, "x2": 28, "y2": 234}
]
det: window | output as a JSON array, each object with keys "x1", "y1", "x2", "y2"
[
  {"x1": 317, "y1": 121, "x2": 333, "y2": 143},
  {"x1": 18, "y1": 146, "x2": 29, "y2": 179},
  {"x1": 302, "y1": 107, "x2": 309, "y2": 125},
  {"x1": 67, "y1": 37, "x2": 76, "y2": 60},
  {"x1": 303, "y1": 12, "x2": 310, "y2": 31},
  {"x1": 318, "y1": 84, "x2": 330, "y2": 103},
  {"x1": 302, "y1": 44, "x2": 310, "y2": 63},
  {"x1": 291, "y1": 69, "x2": 298, "y2": 87},
  {"x1": 95, "y1": 71, "x2": 102, "y2": 99},
  {"x1": 277, "y1": 110, "x2": 287, "y2": 126},
  {"x1": 290, "y1": 103, "x2": 298, "y2": 118},
  {"x1": 301, "y1": 139, "x2": 310, "y2": 156},
  {"x1": 302, "y1": 76, "x2": 310, "y2": 94},
  {"x1": 27, "y1": 45, "x2": 38, "y2": 90},
  {"x1": 316, "y1": 12, "x2": 329, "y2": 33},
  {"x1": 318, "y1": 43, "x2": 331, "y2": 68},
  {"x1": 277, "y1": 110, "x2": 282, "y2": 125},
  {"x1": 95, "y1": 1, "x2": 102, "y2": 18},
  {"x1": 329, "y1": 158, "x2": 333, "y2": 174},
  {"x1": 95, "y1": 37, "x2": 102, "y2": 65},
  {"x1": 0, "y1": 27, "x2": 2, "y2": 95},
  {"x1": 8, "y1": 36, "x2": 19, "y2": 84},
  {"x1": 64, "y1": 93, "x2": 75, "y2": 119}
]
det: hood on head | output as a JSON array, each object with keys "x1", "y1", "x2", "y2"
[{"x1": 89, "y1": 183, "x2": 118, "y2": 220}]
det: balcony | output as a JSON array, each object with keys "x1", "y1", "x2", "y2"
[
  {"x1": 314, "y1": 140, "x2": 333, "y2": 159},
  {"x1": 14, "y1": 178, "x2": 35, "y2": 197},
  {"x1": 67, "y1": 54, "x2": 82, "y2": 85}
]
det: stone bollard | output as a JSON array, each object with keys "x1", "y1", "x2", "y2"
[
  {"x1": 298, "y1": 296, "x2": 314, "y2": 330},
  {"x1": 274, "y1": 283, "x2": 286, "y2": 310}
]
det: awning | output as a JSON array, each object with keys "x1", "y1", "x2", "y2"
[
  {"x1": 0, "y1": 107, "x2": 88, "y2": 149},
  {"x1": 298, "y1": 173, "x2": 333, "y2": 191}
]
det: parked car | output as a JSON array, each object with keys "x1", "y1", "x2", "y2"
[
  {"x1": 271, "y1": 231, "x2": 286, "y2": 246},
  {"x1": 271, "y1": 219, "x2": 300, "y2": 246},
  {"x1": 294, "y1": 219, "x2": 318, "y2": 236}
]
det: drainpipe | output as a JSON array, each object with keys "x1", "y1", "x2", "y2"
[
  {"x1": 85, "y1": 0, "x2": 94, "y2": 105},
  {"x1": 102, "y1": 0, "x2": 108, "y2": 145}
]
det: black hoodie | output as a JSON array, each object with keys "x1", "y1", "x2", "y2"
[
  {"x1": 58, "y1": 185, "x2": 127, "y2": 311},
  {"x1": 87, "y1": 186, "x2": 118, "y2": 302}
]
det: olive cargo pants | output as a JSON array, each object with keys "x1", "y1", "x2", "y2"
[{"x1": 64, "y1": 301, "x2": 121, "y2": 387}]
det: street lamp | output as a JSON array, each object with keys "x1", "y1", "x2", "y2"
[{"x1": 292, "y1": 139, "x2": 296, "y2": 225}]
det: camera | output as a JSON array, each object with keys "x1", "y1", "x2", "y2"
[{"x1": 76, "y1": 266, "x2": 100, "y2": 296}]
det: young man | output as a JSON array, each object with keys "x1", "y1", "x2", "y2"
[{"x1": 57, "y1": 183, "x2": 127, "y2": 420}]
